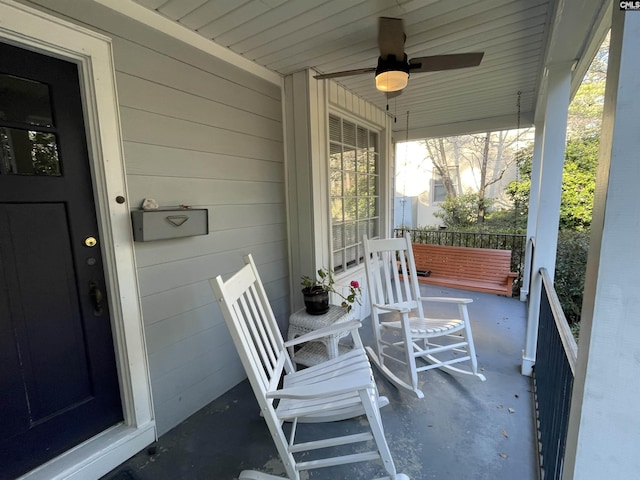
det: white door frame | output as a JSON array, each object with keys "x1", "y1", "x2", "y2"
[{"x1": 0, "y1": 1, "x2": 155, "y2": 479}]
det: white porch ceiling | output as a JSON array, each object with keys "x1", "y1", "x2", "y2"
[{"x1": 132, "y1": 0, "x2": 608, "y2": 139}]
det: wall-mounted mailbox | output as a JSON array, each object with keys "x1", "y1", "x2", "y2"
[{"x1": 131, "y1": 208, "x2": 208, "y2": 242}]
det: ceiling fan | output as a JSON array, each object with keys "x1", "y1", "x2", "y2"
[{"x1": 314, "y1": 17, "x2": 484, "y2": 94}]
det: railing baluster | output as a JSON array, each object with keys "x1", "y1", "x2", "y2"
[{"x1": 534, "y1": 268, "x2": 578, "y2": 480}]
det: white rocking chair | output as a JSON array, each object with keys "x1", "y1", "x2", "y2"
[
  {"x1": 210, "y1": 254, "x2": 408, "y2": 480},
  {"x1": 363, "y1": 233, "x2": 486, "y2": 399}
]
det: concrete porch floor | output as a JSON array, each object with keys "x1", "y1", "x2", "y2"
[{"x1": 103, "y1": 285, "x2": 538, "y2": 480}]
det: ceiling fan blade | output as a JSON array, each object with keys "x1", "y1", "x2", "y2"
[
  {"x1": 314, "y1": 67, "x2": 377, "y2": 79},
  {"x1": 378, "y1": 17, "x2": 405, "y2": 60},
  {"x1": 409, "y1": 52, "x2": 484, "y2": 72}
]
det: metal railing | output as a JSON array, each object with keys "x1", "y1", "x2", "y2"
[
  {"x1": 393, "y1": 228, "x2": 527, "y2": 295},
  {"x1": 534, "y1": 268, "x2": 578, "y2": 480}
]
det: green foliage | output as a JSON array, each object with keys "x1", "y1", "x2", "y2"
[
  {"x1": 559, "y1": 162, "x2": 595, "y2": 230},
  {"x1": 505, "y1": 136, "x2": 598, "y2": 232},
  {"x1": 554, "y1": 230, "x2": 590, "y2": 324},
  {"x1": 300, "y1": 268, "x2": 361, "y2": 313},
  {"x1": 301, "y1": 267, "x2": 335, "y2": 292},
  {"x1": 484, "y1": 208, "x2": 527, "y2": 233},
  {"x1": 506, "y1": 144, "x2": 534, "y2": 220},
  {"x1": 433, "y1": 192, "x2": 492, "y2": 228}
]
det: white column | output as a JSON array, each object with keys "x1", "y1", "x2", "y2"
[
  {"x1": 283, "y1": 70, "x2": 328, "y2": 313},
  {"x1": 563, "y1": 9, "x2": 640, "y2": 478},
  {"x1": 521, "y1": 63, "x2": 572, "y2": 376},
  {"x1": 520, "y1": 124, "x2": 544, "y2": 301}
]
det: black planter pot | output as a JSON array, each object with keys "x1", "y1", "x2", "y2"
[{"x1": 301, "y1": 287, "x2": 330, "y2": 315}]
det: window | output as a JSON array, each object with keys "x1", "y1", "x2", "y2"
[
  {"x1": 432, "y1": 166, "x2": 459, "y2": 203},
  {"x1": 329, "y1": 114, "x2": 379, "y2": 273}
]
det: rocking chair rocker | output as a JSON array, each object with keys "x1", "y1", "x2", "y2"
[
  {"x1": 210, "y1": 254, "x2": 408, "y2": 480},
  {"x1": 363, "y1": 233, "x2": 486, "y2": 399}
]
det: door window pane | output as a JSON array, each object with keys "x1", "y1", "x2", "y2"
[
  {"x1": 0, "y1": 74, "x2": 53, "y2": 127},
  {"x1": 0, "y1": 127, "x2": 61, "y2": 176}
]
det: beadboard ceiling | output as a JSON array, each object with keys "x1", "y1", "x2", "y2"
[{"x1": 132, "y1": 0, "x2": 608, "y2": 139}]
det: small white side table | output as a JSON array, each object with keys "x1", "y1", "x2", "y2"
[{"x1": 287, "y1": 305, "x2": 354, "y2": 367}]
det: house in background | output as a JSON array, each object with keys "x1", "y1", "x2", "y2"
[
  {"x1": 393, "y1": 134, "x2": 526, "y2": 229},
  {"x1": 0, "y1": 1, "x2": 638, "y2": 479}
]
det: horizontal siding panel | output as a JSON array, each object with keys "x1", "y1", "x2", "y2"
[
  {"x1": 209, "y1": 203, "x2": 286, "y2": 230},
  {"x1": 126, "y1": 175, "x2": 284, "y2": 207},
  {"x1": 136, "y1": 241, "x2": 288, "y2": 297},
  {"x1": 123, "y1": 143, "x2": 283, "y2": 183},
  {"x1": 145, "y1": 303, "x2": 220, "y2": 355},
  {"x1": 141, "y1": 281, "x2": 215, "y2": 327},
  {"x1": 153, "y1": 359, "x2": 245, "y2": 435},
  {"x1": 140, "y1": 261, "x2": 288, "y2": 328},
  {"x1": 143, "y1": 266, "x2": 287, "y2": 352},
  {"x1": 151, "y1": 340, "x2": 240, "y2": 405},
  {"x1": 134, "y1": 223, "x2": 286, "y2": 267},
  {"x1": 112, "y1": 37, "x2": 281, "y2": 120},
  {"x1": 116, "y1": 73, "x2": 282, "y2": 141},
  {"x1": 120, "y1": 108, "x2": 283, "y2": 163}
]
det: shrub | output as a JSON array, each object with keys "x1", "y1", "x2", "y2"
[
  {"x1": 554, "y1": 230, "x2": 590, "y2": 325},
  {"x1": 433, "y1": 192, "x2": 492, "y2": 228}
]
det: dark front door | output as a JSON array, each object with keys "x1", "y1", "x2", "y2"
[{"x1": 0, "y1": 42, "x2": 123, "y2": 479}]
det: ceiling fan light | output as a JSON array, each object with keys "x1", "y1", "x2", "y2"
[
  {"x1": 375, "y1": 54, "x2": 410, "y2": 92},
  {"x1": 375, "y1": 70, "x2": 409, "y2": 92}
]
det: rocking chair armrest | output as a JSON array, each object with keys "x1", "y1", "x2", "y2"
[
  {"x1": 419, "y1": 296, "x2": 473, "y2": 304},
  {"x1": 283, "y1": 320, "x2": 362, "y2": 348},
  {"x1": 266, "y1": 370, "x2": 373, "y2": 400},
  {"x1": 373, "y1": 303, "x2": 411, "y2": 314}
]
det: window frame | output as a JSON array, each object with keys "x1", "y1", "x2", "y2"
[
  {"x1": 431, "y1": 165, "x2": 459, "y2": 204},
  {"x1": 328, "y1": 112, "x2": 380, "y2": 274}
]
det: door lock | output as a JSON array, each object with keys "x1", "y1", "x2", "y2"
[{"x1": 84, "y1": 236, "x2": 97, "y2": 247}]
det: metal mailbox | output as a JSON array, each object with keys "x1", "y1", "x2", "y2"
[{"x1": 131, "y1": 208, "x2": 208, "y2": 242}]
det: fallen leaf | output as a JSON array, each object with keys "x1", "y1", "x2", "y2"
[
  {"x1": 499, "y1": 453, "x2": 508, "y2": 459},
  {"x1": 501, "y1": 428, "x2": 509, "y2": 438},
  {"x1": 508, "y1": 408, "x2": 516, "y2": 414},
  {"x1": 497, "y1": 404, "x2": 504, "y2": 409}
]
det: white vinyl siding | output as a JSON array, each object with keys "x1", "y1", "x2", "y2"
[
  {"x1": 28, "y1": 0, "x2": 287, "y2": 435},
  {"x1": 115, "y1": 43, "x2": 286, "y2": 434}
]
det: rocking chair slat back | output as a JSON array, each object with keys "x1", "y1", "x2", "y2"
[
  {"x1": 211, "y1": 254, "x2": 409, "y2": 480},
  {"x1": 215, "y1": 261, "x2": 293, "y2": 398},
  {"x1": 366, "y1": 236, "x2": 423, "y2": 315},
  {"x1": 362, "y1": 233, "x2": 485, "y2": 399}
]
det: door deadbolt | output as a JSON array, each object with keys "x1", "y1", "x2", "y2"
[{"x1": 84, "y1": 236, "x2": 97, "y2": 247}]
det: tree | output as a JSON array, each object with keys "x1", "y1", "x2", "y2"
[
  {"x1": 434, "y1": 192, "x2": 490, "y2": 229},
  {"x1": 462, "y1": 130, "x2": 526, "y2": 223},
  {"x1": 423, "y1": 137, "x2": 459, "y2": 198},
  {"x1": 424, "y1": 128, "x2": 529, "y2": 227},
  {"x1": 567, "y1": 33, "x2": 609, "y2": 138},
  {"x1": 505, "y1": 136, "x2": 598, "y2": 231}
]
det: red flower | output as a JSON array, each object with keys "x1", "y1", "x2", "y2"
[{"x1": 350, "y1": 280, "x2": 360, "y2": 289}]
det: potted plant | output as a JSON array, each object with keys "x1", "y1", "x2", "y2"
[{"x1": 300, "y1": 267, "x2": 361, "y2": 315}]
